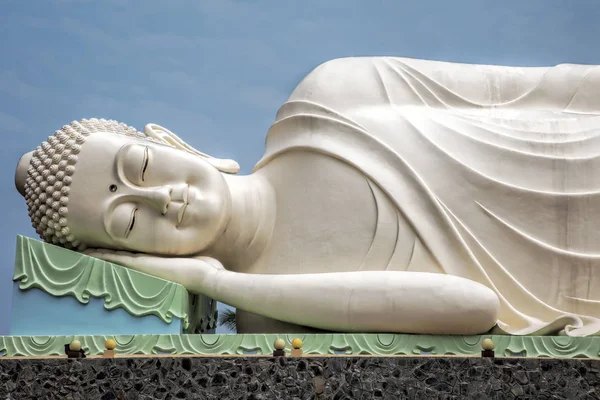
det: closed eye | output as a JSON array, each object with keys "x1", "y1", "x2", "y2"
[
  {"x1": 125, "y1": 208, "x2": 138, "y2": 238},
  {"x1": 141, "y1": 147, "x2": 149, "y2": 182}
]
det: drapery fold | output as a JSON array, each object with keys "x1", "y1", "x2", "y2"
[{"x1": 254, "y1": 57, "x2": 600, "y2": 336}]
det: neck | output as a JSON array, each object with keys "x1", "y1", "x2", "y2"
[{"x1": 205, "y1": 172, "x2": 275, "y2": 271}]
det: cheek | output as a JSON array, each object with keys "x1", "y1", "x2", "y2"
[
  {"x1": 186, "y1": 161, "x2": 223, "y2": 188},
  {"x1": 148, "y1": 151, "x2": 213, "y2": 185},
  {"x1": 187, "y1": 194, "x2": 225, "y2": 222}
]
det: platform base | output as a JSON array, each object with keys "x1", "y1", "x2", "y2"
[{"x1": 0, "y1": 356, "x2": 595, "y2": 399}]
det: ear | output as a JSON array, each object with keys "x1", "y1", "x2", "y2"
[
  {"x1": 15, "y1": 151, "x2": 34, "y2": 197},
  {"x1": 144, "y1": 123, "x2": 240, "y2": 174}
]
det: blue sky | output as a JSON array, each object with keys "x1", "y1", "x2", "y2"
[{"x1": 1, "y1": 0, "x2": 600, "y2": 334}]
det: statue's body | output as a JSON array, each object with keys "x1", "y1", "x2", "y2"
[{"x1": 16, "y1": 57, "x2": 600, "y2": 336}]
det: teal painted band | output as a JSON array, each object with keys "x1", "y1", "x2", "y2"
[{"x1": 1, "y1": 333, "x2": 599, "y2": 358}]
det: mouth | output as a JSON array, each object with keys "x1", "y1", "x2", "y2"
[{"x1": 176, "y1": 185, "x2": 190, "y2": 227}]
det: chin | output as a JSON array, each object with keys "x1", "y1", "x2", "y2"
[
  {"x1": 189, "y1": 203, "x2": 230, "y2": 236},
  {"x1": 170, "y1": 224, "x2": 224, "y2": 256}
]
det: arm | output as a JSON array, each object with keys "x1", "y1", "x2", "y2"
[
  {"x1": 85, "y1": 249, "x2": 499, "y2": 335},
  {"x1": 83, "y1": 249, "x2": 224, "y2": 290}
]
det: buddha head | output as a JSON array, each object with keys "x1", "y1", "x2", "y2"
[{"x1": 15, "y1": 118, "x2": 240, "y2": 256}]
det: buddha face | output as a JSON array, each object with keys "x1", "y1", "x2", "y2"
[{"x1": 66, "y1": 132, "x2": 232, "y2": 255}]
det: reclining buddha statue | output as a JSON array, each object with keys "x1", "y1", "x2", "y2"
[{"x1": 14, "y1": 57, "x2": 600, "y2": 336}]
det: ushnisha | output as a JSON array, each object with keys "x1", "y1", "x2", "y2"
[{"x1": 15, "y1": 57, "x2": 600, "y2": 337}]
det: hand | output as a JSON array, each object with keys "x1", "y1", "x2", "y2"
[{"x1": 83, "y1": 248, "x2": 224, "y2": 295}]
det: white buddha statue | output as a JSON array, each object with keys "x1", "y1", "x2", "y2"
[{"x1": 15, "y1": 56, "x2": 600, "y2": 337}]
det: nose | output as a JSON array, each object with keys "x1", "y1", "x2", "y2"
[{"x1": 134, "y1": 186, "x2": 172, "y2": 214}]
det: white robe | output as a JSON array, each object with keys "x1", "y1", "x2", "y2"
[{"x1": 254, "y1": 57, "x2": 600, "y2": 336}]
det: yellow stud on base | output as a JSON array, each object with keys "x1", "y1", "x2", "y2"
[
  {"x1": 291, "y1": 338, "x2": 303, "y2": 356},
  {"x1": 105, "y1": 339, "x2": 117, "y2": 350},
  {"x1": 104, "y1": 338, "x2": 117, "y2": 358}
]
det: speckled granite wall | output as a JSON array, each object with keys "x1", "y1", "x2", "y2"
[{"x1": 1, "y1": 356, "x2": 598, "y2": 399}]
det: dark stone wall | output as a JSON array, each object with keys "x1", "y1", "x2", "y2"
[{"x1": 1, "y1": 356, "x2": 598, "y2": 399}]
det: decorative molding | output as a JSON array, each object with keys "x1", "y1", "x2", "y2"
[{"x1": 13, "y1": 235, "x2": 190, "y2": 329}]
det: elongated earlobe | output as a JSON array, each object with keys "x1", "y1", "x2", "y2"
[
  {"x1": 15, "y1": 151, "x2": 34, "y2": 197},
  {"x1": 144, "y1": 123, "x2": 240, "y2": 174}
]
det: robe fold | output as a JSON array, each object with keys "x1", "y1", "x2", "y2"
[{"x1": 254, "y1": 57, "x2": 600, "y2": 336}]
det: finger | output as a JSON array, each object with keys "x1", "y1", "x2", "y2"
[{"x1": 194, "y1": 256, "x2": 225, "y2": 270}]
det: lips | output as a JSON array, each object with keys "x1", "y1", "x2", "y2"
[{"x1": 176, "y1": 185, "x2": 190, "y2": 226}]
